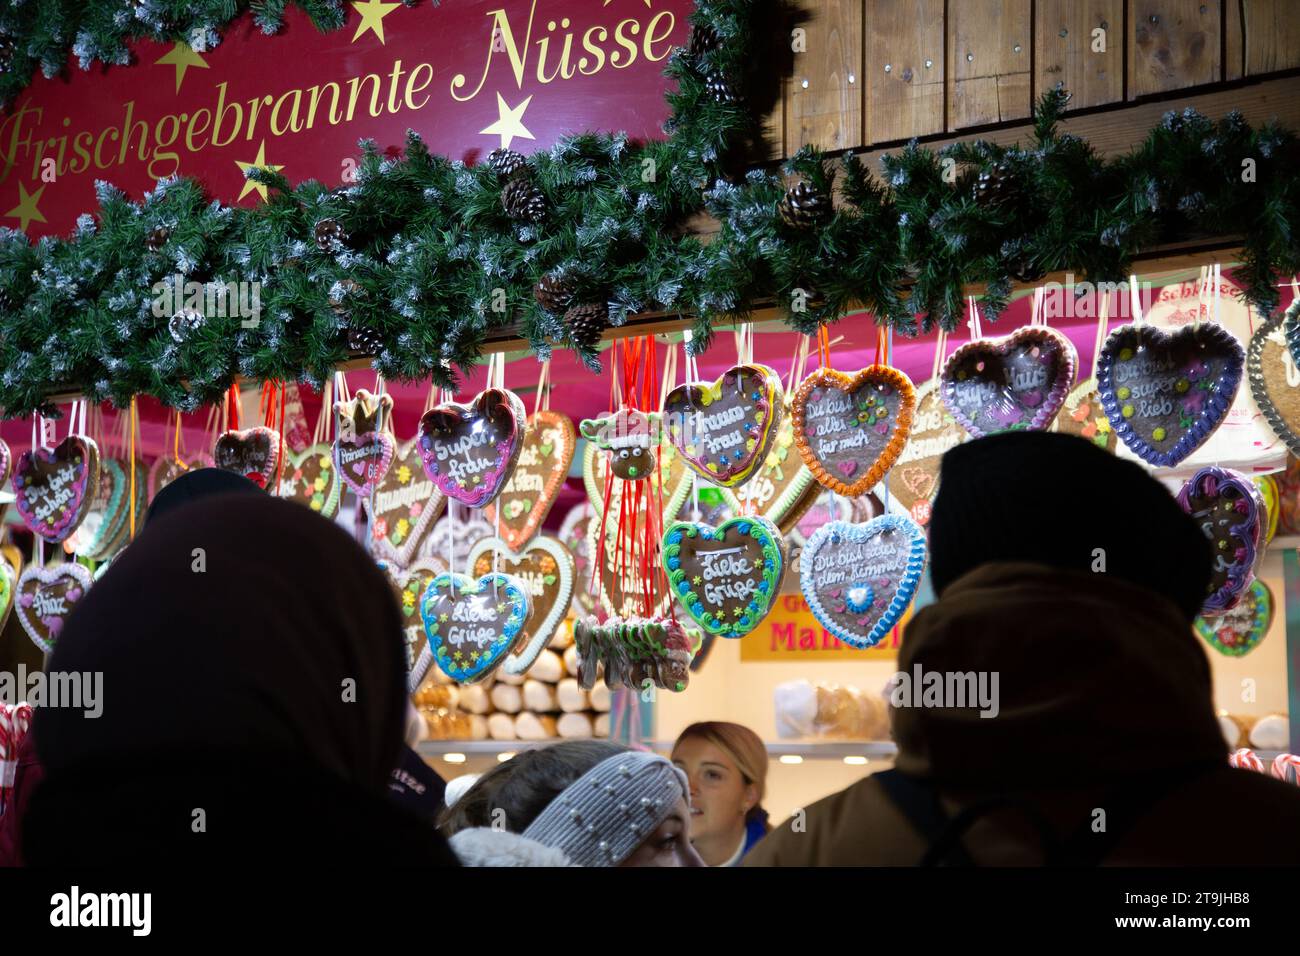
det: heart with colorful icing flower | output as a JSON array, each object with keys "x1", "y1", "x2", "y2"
[
  {"x1": 662, "y1": 516, "x2": 785, "y2": 639},
  {"x1": 277, "y1": 443, "x2": 342, "y2": 518},
  {"x1": 421, "y1": 571, "x2": 530, "y2": 684}
]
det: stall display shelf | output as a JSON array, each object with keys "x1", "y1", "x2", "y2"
[{"x1": 417, "y1": 740, "x2": 900, "y2": 760}]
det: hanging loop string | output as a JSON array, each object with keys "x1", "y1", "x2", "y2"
[
  {"x1": 1091, "y1": 293, "x2": 1110, "y2": 381},
  {"x1": 1129, "y1": 274, "x2": 1144, "y2": 326}
]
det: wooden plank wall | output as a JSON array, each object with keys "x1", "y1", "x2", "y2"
[{"x1": 775, "y1": 0, "x2": 1300, "y2": 157}]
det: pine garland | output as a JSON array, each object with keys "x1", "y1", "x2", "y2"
[{"x1": 0, "y1": 1, "x2": 1297, "y2": 419}]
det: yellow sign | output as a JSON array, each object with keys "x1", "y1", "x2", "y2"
[{"x1": 739, "y1": 594, "x2": 905, "y2": 661}]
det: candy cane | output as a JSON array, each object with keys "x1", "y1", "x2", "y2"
[
  {"x1": 0, "y1": 703, "x2": 13, "y2": 818},
  {"x1": 1270, "y1": 753, "x2": 1300, "y2": 785},
  {"x1": 1229, "y1": 748, "x2": 1265, "y2": 772}
]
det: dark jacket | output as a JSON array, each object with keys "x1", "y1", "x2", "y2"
[{"x1": 746, "y1": 563, "x2": 1300, "y2": 866}]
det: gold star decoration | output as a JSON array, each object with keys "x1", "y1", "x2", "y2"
[
  {"x1": 692, "y1": 575, "x2": 702, "y2": 585},
  {"x1": 479, "y1": 93, "x2": 535, "y2": 151},
  {"x1": 234, "y1": 140, "x2": 284, "y2": 202},
  {"x1": 496, "y1": 603, "x2": 507, "y2": 613},
  {"x1": 4, "y1": 182, "x2": 46, "y2": 233},
  {"x1": 351, "y1": 0, "x2": 401, "y2": 44},
  {"x1": 155, "y1": 42, "x2": 209, "y2": 94},
  {"x1": 439, "y1": 613, "x2": 449, "y2": 623}
]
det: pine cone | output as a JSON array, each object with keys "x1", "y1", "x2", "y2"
[
  {"x1": 168, "y1": 308, "x2": 205, "y2": 344},
  {"x1": 564, "y1": 302, "x2": 609, "y2": 350},
  {"x1": 0, "y1": 37, "x2": 13, "y2": 69},
  {"x1": 689, "y1": 22, "x2": 720, "y2": 57},
  {"x1": 145, "y1": 226, "x2": 171, "y2": 252},
  {"x1": 972, "y1": 159, "x2": 1019, "y2": 209},
  {"x1": 501, "y1": 177, "x2": 546, "y2": 223},
  {"x1": 487, "y1": 148, "x2": 528, "y2": 180},
  {"x1": 329, "y1": 278, "x2": 360, "y2": 316},
  {"x1": 778, "y1": 181, "x2": 832, "y2": 231},
  {"x1": 314, "y1": 218, "x2": 347, "y2": 252},
  {"x1": 348, "y1": 326, "x2": 384, "y2": 354},
  {"x1": 704, "y1": 70, "x2": 738, "y2": 104},
  {"x1": 533, "y1": 274, "x2": 575, "y2": 313}
]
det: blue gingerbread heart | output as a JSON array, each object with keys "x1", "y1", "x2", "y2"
[
  {"x1": 661, "y1": 515, "x2": 786, "y2": 638},
  {"x1": 800, "y1": 516, "x2": 927, "y2": 649},
  {"x1": 420, "y1": 571, "x2": 530, "y2": 684}
]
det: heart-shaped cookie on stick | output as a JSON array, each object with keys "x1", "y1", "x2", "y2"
[{"x1": 792, "y1": 365, "x2": 916, "y2": 497}]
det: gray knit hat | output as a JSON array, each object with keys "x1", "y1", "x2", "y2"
[{"x1": 520, "y1": 750, "x2": 689, "y2": 867}]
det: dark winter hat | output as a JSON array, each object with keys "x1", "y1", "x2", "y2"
[{"x1": 928, "y1": 431, "x2": 1212, "y2": 620}]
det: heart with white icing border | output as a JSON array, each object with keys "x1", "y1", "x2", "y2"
[
  {"x1": 468, "y1": 535, "x2": 575, "y2": 675},
  {"x1": 800, "y1": 516, "x2": 927, "y2": 649},
  {"x1": 379, "y1": 557, "x2": 448, "y2": 690},
  {"x1": 16, "y1": 562, "x2": 94, "y2": 653},
  {"x1": 420, "y1": 571, "x2": 530, "y2": 684}
]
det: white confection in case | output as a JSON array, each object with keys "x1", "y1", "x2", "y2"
[
  {"x1": 468, "y1": 714, "x2": 490, "y2": 740},
  {"x1": 593, "y1": 713, "x2": 610, "y2": 737},
  {"x1": 1218, "y1": 714, "x2": 1244, "y2": 749},
  {"x1": 496, "y1": 668, "x2": 526, "y2": 686},
  {"x1": 487, "y1": 712, "x2": 517, "y2": 740},
  {"x1": 549, "y1": 619, "x2": 574, "y2": 650},
  {"x1": 522, "y1": 679, "x2": 556, "y2": 712},
  {"x1": 1250, "y1": 713, "x2": 1289, "y2": 751},
  {"x1": 773, "y1": 679, "x2": 818, "y2": 738},
  {"x1": 563, "y1": 644, "x2": 580, "y2": 677},
  {"x1": 490, "y1": 683, "x2": 523, "y2": 714},
  {"x1": 515, "y1": 712, "x2": 556, "y2": 740},
  {"x1": 556, "y1": 678, "x2": 589, "y2": 713},
  {"x1": 458, "y1": 683, "x2": 491, "y2": 715},
  {"x1": 527, "y1": 648, "x2": 564, "y2": 683},
  {"x1": 556, "y1": 712, "x2": 593, "y2": 738},
  {"x1": 589, "y1": 682, "x2": 611, "y2": 713}
]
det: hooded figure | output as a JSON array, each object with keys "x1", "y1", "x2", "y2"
[
  {"x1": 745, "y1": 432, "x2": 1300, "y2": 866},
  {"x1": 21, "y1": 489, "x2": 458, "y2": 865}
]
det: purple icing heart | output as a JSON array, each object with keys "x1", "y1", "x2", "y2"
[
  {"x1": 1176, "y1": 466, "x2": 1263, "y2": 614},
  {"x1": 66, "y1": 588, "x2": 82, "y2": 602},
  {"x1": 836, "y1": 460, "x2": 858, "y2": 477},
  {"x1": 940, "y1": 327, "x2": 1077, "y2": 438},
  {"x1": 1098, "y1": 323, "x2": 1244, "y2": 467}
]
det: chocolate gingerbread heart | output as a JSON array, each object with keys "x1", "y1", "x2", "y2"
[
  {"x1": 333, "y1": 431, "x2": 395, "y2": 498},
  {"x1": 277, "y1": 443, "x2": 342, "y2": 517},
  {"x1": 12, "y1": 436, "x2": 100, "y2": 543},
  {"x1": 940, "y1": 326, "x2": 1077, "y2": 438},
  {"x1": 1177, "y1": 466, "x2": 1265, "y2": 615},
  {"x1": 663, "y1": 364, "x2": 784, "y2": 488},
  {"x1": 792, "y1": 365, "x2": 916, "y2": 497},
  {"x1": 420, "y1": 571, "x2": 530, "y2": 684},
  {"x1": 469, "y1": 535, "x2": 575, "y2": 675},
  {"x1": 587, "y1": 507, "x2": 675, "y2": 620},
  {"x1": 558, "y1": 502, "x2": 600, "y2": 616},
  {"x1": 0, "y1": 557, "x2": 15, "y2": 637},
  {"x1": 1248, "y1": 310, "x2": 1300, "y2": 457},
  {"x1": 418, "y1": 388, "x2": 526, "y2": 507},
  {"x1": 886, "y1": 381, "x2": 967, "y2": 528},
  {"x1": 1052, "y1": 378, "x2": 1118, "y2": 453},
  {"x1": 16, "y1": 562, "x2": 94, "y2": 653},
  {"x1": 484, "y1": 410, "x2": 576, "y2": 550},
  {"x1": 379, "y1": 557, "x2": 448, "y2": 690},
  {"x1": 214, "y1": 427, "x2": 282, "y2": 489},
  {"x1": 579, "y1": 408, "x2": 664, "y2": 482},
  {"x1": 736, "y1": 399, "x2": 816, "y2": 528},
  {"x1": 800, "y1": 516, "x2": 927, "y2": 649},
  {"x1": 0, "y1": 438, "x2": 12, "y2": 490},
  {"x1": 1097, "y1": 323, "x2": 1244, "y2": 467},
  {"x1": 148, "y1": 452, "x2": 215, "y2": 501},
  {"x1": 66, "y1": 458, "x2": 126, "y2": 559},
  {"x1": 366, "y1": 440, "x2": 447, "y2": 565},
  {"x1": 1196, "y1": 579, "x2": 1272, "y2": 657},
  {"x1": 662, "y1": 516, "x2": 785, "y2": 639}
]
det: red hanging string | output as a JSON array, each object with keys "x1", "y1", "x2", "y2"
[
  {"x1": 874, "y1": 325, "x2": 886, "y2": 367},
  {"x1": 817, "y1": 325, "x2": 831, "y2": 369}
]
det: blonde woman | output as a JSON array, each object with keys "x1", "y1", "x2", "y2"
[{"x1": 671, "y1": 722, "x2": 771, "y2": 866}]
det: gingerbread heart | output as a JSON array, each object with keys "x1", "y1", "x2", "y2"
[
  {"x1": 214, "y1": 427, "x2": 282, "y2": 489},
  {"x1": 420, "y1": 571, "x2": 530, "y2": 684},
  {"x1": 1052, "y1": 378, "x2": 1118, "y2": 453},
  {"x1": 586, "y1": 507, "x2": 675, "y2": 620},
  {"x1": 0, "y1": 438, "x2": 12, "y2": 490},
  {"x1": 662, "y1": 516, "x2": 785, "y2": 639},
  {"x1": 579, "y1": 408, "x2": 664, "y2": 482},
  {"x1": 789, "y1": 490, "x2": 854, "y2": 550},
  {"x1": 418, "y1": 388, "x2": 526, "y2": 507},
  {"x1": 1248, "y1": 311, "x2": 1300, "y2": 457},
  {"x1": 277, "y1": 443, "x2": 342, "y2": 517},
  {"x1": 13, "y1": 436, "x2": 100, "y2": 543},
  {"x1": 379, "y1": 557, "x2": 449, "y2": 690},
  {"x1": 333, "y1": 431, "x2": 395, "y2": 498},
  {"x1": 148, "y1": 452, "x2": 216, "y2": 501},
  {"x1": 1196, "y1": 579, "x2": 1272, "y2": 657},
  {"x1": 1177, "y1": 466, "x2": 1265, "y2": 615},
  {"x1": 800, "y1": 516, "x2": 927, "y2": 649},
  {"x1": 366, "y1": 440, "x2": 447, "y2": 565},
  {"x1": 468, "y1": 535, "x2": 575, "y2": 675},
  {"x1": 940, "y1": 326, "x2": 1077, "y2": 438},
  {"x1": 102, "y1": 461, "x2": 148, "y2": 560},
  {"x1": 663, "y1": 364, "x2": 785, "y2": 488},
  {"x1": 791, "y1": 365, "x2": 916, "y2": 497},
  {"x1": 484, "y1": 410, "x2": 576, "y2": 550},
  {"x1": 0, "y1": 557, "x2": 15, "y2": 637},
  {"x1": 886, "y1": 381, "x2": 967, "y2": 529},
  {"x1": 423, "y1": 512, "x2": 495, "y2": 568},
  {"x1": 1097, "y1": 323, "x2": 1243, "y2": 467},
  {"x1": 558, "y1": 502, "x2": 600, "y2": 616},
  {"x1": 735, "y1": 399, "x2": 816, "y2": 528},
  {"x1": 66, "y1": 458, "x2": 126, "y2": 559},
  {"x1": 16, "y1": 562, "x2": 94, "y2": 653}
]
